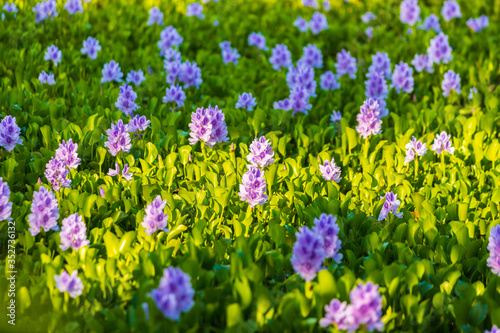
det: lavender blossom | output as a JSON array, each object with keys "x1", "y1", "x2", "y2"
[
  {"x1": 33, "y1": 0, "x2": 58, "y2": 23},
  {"x1": 404, "y1": 136, "x2": 427, "y2": 164},
  {"x1": 378, "y1": 191, "x2": 403, "y2": 221},
  {"x1": 55, "y1": 270, "x2": 83, "y2": 298},
  {"x1": 126, "y1": 69, "x2": 145, "y2": 86},
  {"x1": 391, "y1": 61, "x2": 414, "y2": 93},
  {"x1": 313, "y1": 213, "x2": 342, "y2": 262},
  {"x1": 235, "y1": 92, "x2": 257, "y2": 111},
  {"x1": 163, "y1": 84, "x2": 186, "y2": 107},
  {"x1": 366, "y1": 27, "x2": 373, "y2": 39},
  {"x1": 400, "y1": 0, "x2": 420, "y2": 26},
  {"x1": 55, "y1": 139, "x2": 80, "y2": 169},
  {"x1": 289, "y1": 86, "x2": 312, "y2": 116},
  {"x1": 188, "y1": 105, "x2": 229, "y2": 148},
  {"x1": 108, "y1": 163, "x2": 133, "y2": 181},
  {"x1": 418, "y1": 14, "x2": 441, "y2": 33},
  {"x1": 101, "y1": 60, "x2": 123, "y2": 83},
  {"x1": 331, "y1": 111, "x2": 341, "y2": 123},
  {"x1": 39, "y1": 71, "x2": 56, "y2": 85},
  {"x1": 320, "y1": 299, "x2": 349, "y2": 330},
  {"x1": 467, "y1": 15, "x2": 489, "y2": 33},
  {"x1": 158, "y1": 26, "x2": 183, "y2": 57},
  {"x1": 323, "y1": 0, "x2": 330, "y2": 11},
  {"x1": 220, "y1": 41, "x2": 240, "y2": 65},
  {"x1": 115, "y1": 84, "x2": 140, "y2": 116},
  {"x1": 186, "y1": 3, "x2": 204, "y2": 19},
  {"x1": 179, "y1": 61, "x2": 202, "y2": 89},
  {"x1": 356, "y1": 98, "x2": 382, "y2": 139},
  {"x1": 365, "y1": 71, "x2": 389, "y2": 103},
  {"x1": 104, "y1": 120, "x2": 131, "y2": 156},
  {"x1": 286, "y1": 64, "x2": 317, "y2": 97},
  {"x1": 361, "y1": 12, "x2": 375, "y2": 23},
  {"x1": 238, "y1": 166, "x2": 268, "y2": 208},
  {"x1": 59, "y1": 213, "x2": 89, "y2": 251},
  {"x1": 320, "y1": 71, "x2": 341, "y2": 91},
  {"x1": 319, "y1": 158, "x2": 341, "y2": 182},
  {"x1": 427, "y1": 33, "x2": 452, "y2": 65},
  {"x1": 368, "y1": 52, "x2": 392, "y2": 79},
  {"x1": 148, "y1": 7, "x2": 163, "y2": 25},
  {"x1": 44, "y1": 45, "x2": 62, "y2": 66},
  {"x1": 28, "y1": 187, "x2": 60, "y2": 236},
  {"x1": 248, "y1": 32, "x2": 268, "y2": 51},
  {"x1": 0, "y1": 116, "x2": 23, "y2": 152},
  {"x1": 81, "y1": 37, "x2": 101, "y2": 60},
  {"x1": 431, "y1": 131, "x2": 455, "y2": 155},
  {"x1": 291, "y1": 226, "x2": 325, "y2": 282},
  {"x1": 163, "y1": 48, "x2": 182, "y2": 64},
  {"x1": 273, "y1": 99, "x2": 292, "y2": 111},
  {"x1": 3, "y1": 3, "x2": 18, "y2": 13},
  {"x1": 269, "y1": 44, "x2": 292, "y2": 71},
  {"x1": 335, "y1": 49, "x2": 357, "y2": 79},
  {"x1": 347, "y1": 282, "x2": 384, "y2": 332},
  {"x1": 302, "y1": 0, "x2": 318, "y2": 8},
  {"x1": 309, "y1": 12, "x2": 328, "y2": 34},
  {"x1": 441, "y1": 70, "x2": 461, "y2": 97},
  {"x1": 247, "y1": 136, "x2": 274, "y2": 169},
  {"x1": 0, "y1": 178, "x2": 12, "y2": 221},
  {"x1": 469, "y1": 87, "x2": 477, "y2": 100},
  {"x1": 128, "y1": 115, "x2": 151, "y2": 132},
  {"x1": 142, "y1": 195, "x2": 169, "y2": 236},
  {"x1": 485, "y1": 326, "x2": 500, "y2": 333},
  {"x1": 45, "y1": 157, "x2": 71, "y2": 191},
  {"x1": 298, "y1": 44, "x2": 323, "y2": 69},
  {"x1": 441, "y1": 0, "x2": 461, "y2": 22},
  {"x1": 488, "y1": 225, "x2": 500, "y2": 276},
  {"x1": 64, "y1": 0, "x2": 83, "y2": 15},
  {"x1": 294, "y1": 16, "x2": 309, "y2": 32},
  {"x1": 411, "y1": 54, "x2": 433, "y2": 73}
]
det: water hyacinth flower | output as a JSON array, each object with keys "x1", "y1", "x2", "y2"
[
  {"x1": 294, "y1": 16, "x2": 309, "y2": 32},
  {"x1": 247, "y1": 136, "x2": 274, "y2": 169},
  {"x1": 235, "y1": 92, "x2": 257, "y2": 111},
  {"x1": 467, "y1": 15, "x2": 489, "y2": 33},
  {"x1": 0, "y1": 178, "x2": 12, "y2": 221},
  {"x1": 441, "y1": 70, "x2": 461, "y2": 97},
  {"x1": 404, "y1": 136, "x2": 427, "y2": 164},
  {"x1": 335, "y1": 49, "x2": 357, "y2": 79},
  {"x1": 44, "y1": 45, "x2": 62, "y2": 66},
  {"x1": 391, "y1": 61, "x2": 414, "y2": 93},
  {"x1": 158, "y1": 26, "x2": 183, "y2": 57},
  {"x1": 331, "y1": 111, "x2": 341, "y2": 123},
  {"x1": 356, "y1": 98, "x2": 383, "y2": 139},
  {"x1": 291, "y1": 226, "x2": 325, "y2": 282},
  {"x1": 319, "y1": 158, "x2": 341, "y2": 182},
  {"x1": 105, "y1": 120, "x2": 131, "y2": 156},
  {"x1": 213, "y1": 19, "x2": 219, "y2": 26},
  {"x1": 188, "y1": 105, "x2": 229, "y2": 148},
  {"x1": 55, "y1": 270, "x2": 83, "y2": 298},
  {"x1": 163, "y1": 48, "x2": 182, "y2": 64},
  {"x1": 108, "y1": 163, "x2": 133, "y2": 181},
  {"x1": 368, "y1": 52, "x2": 391, "y2": 79},
  {"x1": 366, "y1": 27, "x2": 373, "y2": 39},
  {"x1": 441, "y1": 0, "x2": 461, "y2": 22},
  {"x1": 128, "y1": 115, "x2": 151, "y2": 132},
  {"x1": 115, "y1": 84, "x2": 140, "y2": 116},
  {"x1": 411, "y1": 54, "x2": 433, "y2": 73},
  {"x1": 309, "y1": 12, "x2": 328, "y2": 34},
  {"x1": 269, "y1": 44, "x2": 292, "y2": 71},
  {"x1": 33, "y1": 0, "x2": 58, "y2": 23},
  {"x1": 163, "y1": 84, "x2": 186, "y2": 107},
  {"x1": 101, "y1": 60, "x2": 123, "y2": 83},
  {"x1": 81, "y1": 37, "x2": 101, "y2": 60},
  {"x1": 323, "y1": 0, "x2": 330, "y2": 11},
  {"x1": 179, "y1": 61, "x2": 203, "y2": 89},
  {"x1": 238, "y1": 166, "x2": 268, "y2": 208},
  {"x1": 45, "y1": 157, "x2": 71, "y2": 191},
  {"x1": 361, "y1": 12, "x2": 375, "y2": 23},
  {"x1": 38, "y1": 71, "x2": 56, "y2": 85},
  {"x1": 365, "y1": 71, "x2": 388, "y2": 102},
  {"x1": 186, "y1": 3, "x2": 204, "y2": 19},
  {"x1": 320, "y1": 299, "x2": 349, "y2": 330},
  {"x1": 418, "y1": 14, "x2": 441, "y2": 33},
  {"x1": 64, "y1": 0, "x2": 83, "y2": 15},
  {"x1": 151, "y1": 267, "x2": 195, "y2": 321},
  {"x1": 288, "y1": 86, "x2": 313, "y2": 116},
  {"x1": 378, "y1": 191, "x2": 403, "y2": 221},
  {"x1": 427, "y1": 32, "x2": 452, "y2": 65},
  {"x1": 320, "y1": 71, "x2": 340, "y2": 91},
  {"x1": 126, "y1": 69, "x2": 145, "y2": 86},
  {"x1": 3, "y1": 3, "x2": 18, "y2": 14},
  {"x1": 313, "y1": 214, "x2": 342, "y2": 262},
  {"x1": 247, "y1": 32, "x2": 268, "y2": 51},
  {"x1": 219, "y1": 41, "x2": 240, "y2": 65},
  {"x1": 400, "y1": 0, "x2": 420, "y2": 26},
  {"x1": 485, "y1": 326, "x2": 500, "y2": 333},
  {"x1": 286, "y1": 64, "x2": 316, "y2": 97},
  {"x1": 142, "y1": 195, "x2": 169, "y2": 236},
  {"x1": 59, "y1": 213, "x2": 89, "y2": 251},
  {"x1": 431, "y1": 131, "x2": 455, "y2": 155},
  {"x1": 99, "y1": 187, "x2": 105, "y2": 198},
  {"x1": 28, "y1": 187, "x2": 59, "y2": 236},
  {"x1": 0, "y1": 116, "x2": 23, "y2": 152},
  {"x1": 55, "y1": 139, "x2": 80, "y2": 169},
  {"x1": 302, "y1": 0, "x2": 318, "y2": 8},
  {"x1": 298, "y1": 44, "x2": 323, "y2": 69},
  {"x1": 488, "y1": 225, "x2": 500, "y2": 276},
  {"x1": 273, "y1": 99, "x2": 292, "y2": 111},
  {"x1": 469, "y1": 87, "x2": 477, "y2": 100},
  {"x1": 348, "y1": 282, "x2": 384, "y2": 332},
  {"x1": 148, "y1": 7, "x2": 163, "y2": 25}
]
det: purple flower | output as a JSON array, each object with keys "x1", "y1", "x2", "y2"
[
  {"x1": 115, "y1": 84, "x2": 140, "y2": 116},
  {"x1": 320, "y1": 71, "x2": 341, "y2": 91},
  {"x1": 335, "y1": 49, "x2": 357, "y2": 79},
  {"x1": 158, "y1": 26, "x2": 183, "y2": 57},
  {"x1": 269, "y1": 44, "x2": 292, "y2": 71},
  {"x1": 55, "y1": 270, "x2": 83, "y2": 298},
  {"x1": 126, "y1": 69, "x2": 145, "y2": 86},
  {"x1": 294, "y1": 16, "x2": 309, "y2": 32},
  {"x1": 418, "y1": 14, "x2": 441, "y2": 33},
  {"x1": 404, "y1": 136, "x2": 427, "y2": 164},
  {"x1": 45, "y1": 157, "x2": 71, "y2": 191},
  {"x1": 378, "y1": 191, "x2": 403, "y2": 221},
  {"x1": 361, "y1": 12, "x2": 375, "y2": 23},
  {"x1": 291, "y1": 226, "x2": 325, "y2": 282},
  {"x1": 213, "y1": 19, "x2": 219, "y2": 26},
  {"x1": 108, "y1": 163, "x2": 133, "y2": 181},
  {"x1": 323, "y1": 0, "x2": 331, "y2": 11},
  {"x1": 273, "y1": 99, "x2": 292, "y2": 111},
  {"x1": 59, "y1": 213, "x2": 89, "y2": 251},
  {"x1": 163, "y1": 48, "x2": 182, "y2": 64},
  {"x1": 469, "y1": 87, "x2": 477, "y2": 100},
  {"x1": 44, "y1": 45, "x2": 62, "y2": 66},
  {"x1": 365, "y1": 71, "x2": 388, "y2": 103},
  {"x1": 148, "y1": 7, "x2": 163, "y2": 26},
  {"x1": 400, "y1": 0, "x2": 420, "y2": 26},
  {"x1": 331, "y1": 111, "x2": 341, "y2": 123},
  {"x1": 3, "y1": 3, "x2": 18, "y2": 13},
  {"x1": 101, "y1": 60, "x2": 123, "y2": 83},
  {"x1": 310, "y1": 12, "x2": 328, "y2": 34},
  {"x1": 247, "y1": 136, "x2": 274, "y2": 169},
  {"x1": 128, "y1": 115, "x2": 151, "y2": 132},
  {"x1": 320, "y1": 299, "x2": 349, "y2": 329},
  {"x1": 248, "y1": 32, "x2": 268, "y2": 51},
  {"x1": 366, "y1": 26, "x2": 373, "y2": 39},
  {"x1": 346, "y1": 282, "x2": 384, "y2": 332},
  {"x1": 411, "y1": 54, "x2": 433, "y2": 73},
  {"x1": 302, "y1": 0, "x2": 318, "y2": 8},
  {"x1": 104, "y1": 120, "x2": 131, "y2": 156},
  {"x1": 99, "y1": 186, "x2": 105, "y2": 198},
  {"x1": 179, "y1": 61, "x2": 202, "y2": 89},
  {"x1": 391, "y1": 61, "x2": 414, "y2": 93},
  {"x1": 488, "y1": 225, "x2": 500, "y2": 276},
  {"x1": 356, "y1": 98, "x2": 382, "y2": 139},
  {"x1": 427, "y1": 32, "x2": 453, "y2": 65},
  {"x1": 33, "y1": 0, "x2": 58, "y2": 23},
  {"x1": 313, "y1": 213, "x2": 342, "y2": 262},
  {"x1": 39, "y1": 71, "x2": 56, "y2": 85},
  {"x1": 298, "y1": 44, "x2": 323, "y2": 69},
  {"x1": 368, "y1": 52, "x2": 392, "y2": 79},
  {"x1": 81, "y1": 37, "x2": 101, "y2": 60},
  {"x1": 289, "y1": 86, "x2": 313, "y2": 116},
  {"x1": 319, "y1": 158, "x2": 341, "y2": 182},
  {"x1": 220, "y1": 41, "x2": 240, "y2": 65},
  {"x1": 28, "y1": 186, "x2": 60, "y2": 236},
  {"x1": 238, "y1": 166, "x2": 268, "y2": 208},
  {"x1": 286, "y1": 64, "x2": 317, "y2": 97},
  {"x1": 467, "y1": 15, "x2": 489, "y2": 33},
  {"x1": 64, "y1": 0, "x2": 83, "y2": 15},
  {"x1": 485, "y1": 326, "x2": 500, "y2": 333},
  {"x1": 142, "y1": 195, "x2": 168, "y2": 235},
  {"x1": 188, "y1": 105, "x2": 229, "y2": 148},
  {"x1": 186, "y1": 3, "x2": 204, "y2": 19},
  {"x1": 0, "y1": 178, "x2": 12, "y2": 221},
  {"x1": 55, "y1": 139, "x2": 80, "y2": 169},
  {"x1": 163, "y1": 84, "x2": 186, "y2": 107},
  {"x1": 151, "y1": 267, "x2": 195, "y2": 321},
  {"x1": 431, "y1": 131, "x2": 455, "y2": 155},
  {"x1": 0, "y1": 116, "x2": 23, "y2": 152},
  {"x1": 441, "y1": 70, "x2": 461, "y2": 97},
  {"x1": 441, "y1": 0, "x2": 461, "y2": 22},
  {"x1": 235, "y1": 92, "x2": 257, "y2": 111}
]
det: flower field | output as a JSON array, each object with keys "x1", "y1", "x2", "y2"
[{"x1": 1, "y1": 0, "x2": 500, "y2": 332}]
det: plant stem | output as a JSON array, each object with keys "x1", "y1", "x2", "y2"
[
  {"x1": 414, "y1": 156, "x2": 419, "y2": 180},
  {"x1": 440, "y1": 153, "x2": 446, "y2": 178},
  {"x1": 363, "y1": 138, "x2": 370, "y2": 160}
]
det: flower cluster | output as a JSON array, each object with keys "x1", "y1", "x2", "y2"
[
  {"x1": 467, "y1": 16, "x2": 489, "y2": 33},
  {"x1": 319, "y1": 158, "x2": 341, "y2": 183},
  {"x1": 59, "y1": 213, "x2": 89, "y2": 251},
  {"x1": 321, "y1": 282, "x2": 384, "y2": 332},
  {"x1": 366, "y1": 27, "x2": 373, "y2": 39},
  {"x1": 101, "y1": 60, "x2": 123, "y2": 83},
  {"x1": 39, "y1": 71, "x2": 56, "y2": 85},
  {"x1": 116, "y1": 84, "x2": 140, "y2": 116},
  {"x1": 3, "y1": 3, "x2": 17, "y2": 15},
  {"x1": 365, "y1": 71, "x2": 389, "y2": 116},
  {"x1": 391, "y1": 61, "x2": 414, "y2": 93},
  {"x1": 45, "y1": 157, "x2": 71, "y2": 191},
  {"x1": 0, "y1": 116, "x2": 23, "y2": 152},
  {"x1": 219, "y1": 41, "x2": 240, "y2": 65},
  {"x1": 488, "y1": 225, "x2": 500, "y2": 275},
  {"x1": 163, "y1": 84, "x2": 186, "y2": 107},
  {"x1": 310, "y1": 12, "x2": 328, "y2": 34},
  {"x1": 28, "y1": 187, "x2": 60, "y2": 236},
  {"x1": 286, "y1": 64, "x2": 316, "y2": 97},
  {"x1": 441, "y1": 70, "x2": 461, "y2": 97},
  {"x1": 431, "y1": 131, "x2": 455, "y2": 155},
  {"x1": 126, "y1": 69, "x2": 145, "y2": 86},
  {"x1": 158, "y1": 26, "x2": 183, "y2": 57},
  {"x1": 331, "y1": 110, "x2": 341, "y2": 126},
  {"x1": 302, "y1": 0, "x2": 318, "y2": 8},
  {"x1": 378, "y1": 191, "x2": 403, "y2": 221},
  {"x1": 411, "y1": 54, "x2": 433, "y2": 73},
  {"x1": 404, "y1": 136, "x2": 427, "y2": 164},
  {"x1": 294, "y1": 16, "x2": 309, "y2": 32},
  {"x1": 186, "y1": 3, "x2": 204, "y2": 19},
  {"x1": 238, "y1": 166, "x2": 268, "y2": 208},
  {"x1": 427, "y1": 33, "x2": 452, "y2": 65},
  {"x1": 418, "y1": 14, "x2": 441, "y2": 33},
  {"x1": 188, "y1": 106, "x2": 229, "y2": 147},
  {"x1": 313, "y1": 214, "x2": 342, "y2": 262},
  {"x1": 320, "y1": 71, "x2": 340, "y2": 91},
  {"x1": 274, "y1": 86, "x2": 313, "y2": 116},
  {"x1": 64, "y1": 0, "x2": 83, "y2": 15},
  {"x1": 128, "y1": 115, "x2": 150, "y2": 132},
  {"x1": 269, "y1": 44, "x2": 292, "y2": 71},
  {"x1": 165, "y1": 59, "x2": 203, "y2": 89},
  {"x1": 235, "y1": 92, "x2": 257, "y2": 111},
  {"x1": 44, "y1": 45, "x2": 62, "y2": 66},
  {"x1": 33, "y1": 0, "x2": 58, "y2": 23},
  {"x1": 108, "y1": 163, "x2": 133, "y2": 181},
  {"x1": 55, "y1": 270, "x2": 83, "y2": 298},
  {"x1": 335, "y1": 49, "x2": 357, "y2": 79},
  {"x1": 441, "y1": 0, "x2": 461, "y2": 22},
  {"x1": 105, "y1": 120, "x2": 132, "y2": 156},
  {"x1": 469, "y1": 87, "x2": 477, "y2": 100},
  {"x1": 148, "y1": 7, "x2": 163, "y2": 25},
  {"x1": 55, "y1": 138, "x2": 81, "y2": 169},
  {"x1": 361, "y1": 12, "x2": 375, "y2": 23},
  {"x1": 291, "y1": 226, "x2": 326, "y2": 282},
  {"x1": 247, "y1": 136, "x2": 274, "y2": 169},
  {"x1": 368, "y1": 52, "x2": 392, "y2": 79},
  {"x1": 0, "y1": 178, "x2": 12, "y2": 221},
  {"x1": 248, "y1": 32, "x2": 268, "y2": 51},
  {"x1": 356, "y1": 98, "x2": 383, "y2": 139},
  {"x1": 151, "y1": 267, "x2": 195, "y2": 321},
  {"x1": 81, "y1": 37, "x2": 101, "y2": 60},
  {"x1": 400, "y1": 0, "x2": 420, "y2": 26},
  {"x1": 142, "y1": 195, "x2": 169, "y2": 235},
  {"x1": 486, "y1": 326, "x2": 500, "y2": 333},
  {"x1": 298, "y1": 44, "x2": 323, "y2": 69}
]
